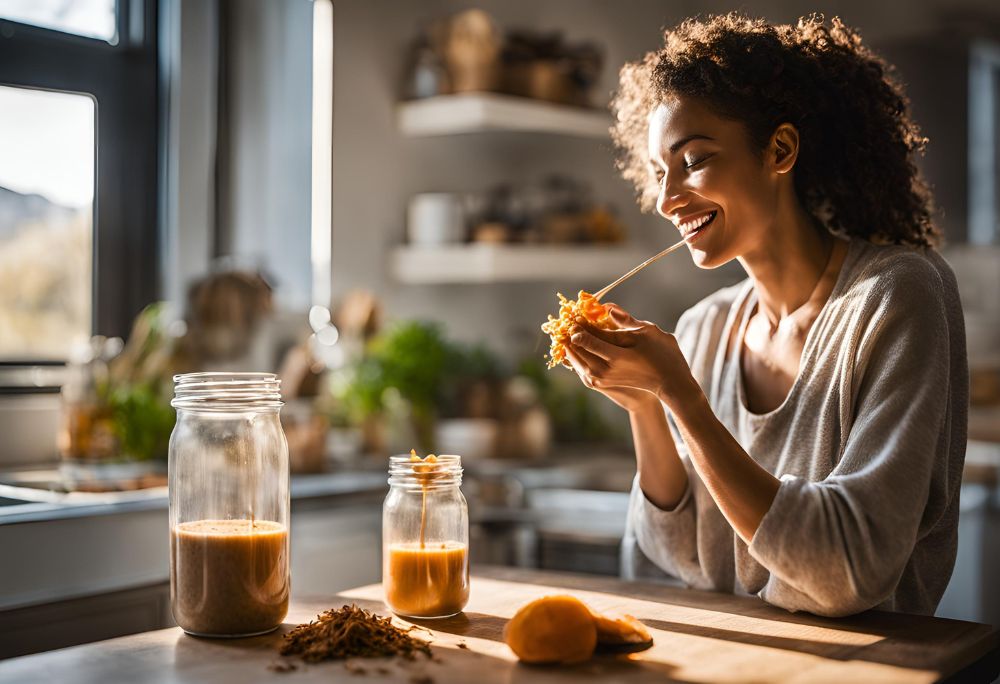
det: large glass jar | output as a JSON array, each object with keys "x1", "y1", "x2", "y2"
[
  {"x1": 383, "y1": 454, "x2": 469, "y2": 618},
  {"x1": 168, "y1": 372, "x2": 290, "y2": 637}
]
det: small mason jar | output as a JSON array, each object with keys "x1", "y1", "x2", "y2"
[
  {"x1": 383, "y1": 454, "x2": 470, "y2": 618},
  {"x1": 168, "y1": 372, "x2": 290, "y2": 637}
]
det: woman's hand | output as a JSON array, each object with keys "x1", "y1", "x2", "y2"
[
  {"x1": 563, "y1": 304, "x2": 699, "y2": 409},
  {"x1": 560, "y1": 304, "x2": 651, "y2": 412},
  {"x1": 564, "y1": 345, "x2": 657, "y2": 412}
]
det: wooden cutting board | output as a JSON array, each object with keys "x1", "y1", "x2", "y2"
[{"x1": 1, "y1": 567, "x2": 997, "y2": 684}]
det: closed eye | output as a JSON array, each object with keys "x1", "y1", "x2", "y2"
[{"x1": 684, "y1": 153, "x2": 714, "y2": 170}]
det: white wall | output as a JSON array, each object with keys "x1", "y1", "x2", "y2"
[
  {"x1": 159, "y1": 0, "x2": 217, "y2": 310},
  {"x1": 162, "y1": 0, "x2": 315, "y2": 313},
  {"x1": 225, "y1": 0, "x2": 314, "y2": 311}
]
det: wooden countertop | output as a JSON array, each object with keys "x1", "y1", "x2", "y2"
[{"x1": 1, "y1": 567, "x2": 997, "y2": 684}]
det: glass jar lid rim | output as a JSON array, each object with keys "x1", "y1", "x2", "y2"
[
  {"x1": 172, "y1": 372, "x2": 282, "y2": 410},
  {"x1": 174, "y1": 371, "x2": 279, "y2": 383},
  {"x1": 388, "y1": 453, "x2": 463, "y2": 486}
]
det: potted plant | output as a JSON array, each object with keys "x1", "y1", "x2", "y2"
[
  {"x1": 436, "y1": 342, "x2": 503, "y2": 460},
  {"x1": 331, "y1": 320, "x2": 505, "y2": 456},
  {"x1": 333, "y1": 321, "x2": 450, "y2": 453}
]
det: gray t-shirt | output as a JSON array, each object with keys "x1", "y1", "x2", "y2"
[{"x1": 622, "y1": 238, "x2": 968, "y2": 617}]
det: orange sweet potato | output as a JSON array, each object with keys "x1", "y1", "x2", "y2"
[{"x1": 503, "y1": 595, "x2": 597, "y2": 664}]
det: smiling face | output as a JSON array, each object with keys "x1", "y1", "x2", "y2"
[{"x1": 648, "y1": 95, "x2": 787, "y2": 269}]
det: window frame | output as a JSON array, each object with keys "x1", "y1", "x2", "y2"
[{"x1": 0, "y1": 0, "x2": 160, "y2": 352}]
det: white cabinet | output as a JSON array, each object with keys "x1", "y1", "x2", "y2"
[{"x1": 290, "y1": 505, "x2": 382, "y2": 598}]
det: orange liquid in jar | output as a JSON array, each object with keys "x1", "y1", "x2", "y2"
[
  {"x1": 170, "y1": 519, "x2": 289, "y2": 636},
  {"x1": 385, "y1": 541, "x2": 469, "y2": 617}
]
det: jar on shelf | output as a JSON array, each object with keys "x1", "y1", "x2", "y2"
[
  {"x1": 168, "y1": 372, "x2": 290, "y2": 638},
  {"x1": 383, "y1": 453, "x2": 470, "y2": 618}
]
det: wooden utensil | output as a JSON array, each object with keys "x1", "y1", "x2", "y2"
[{"x1": 593, "y1": 237, "x2": 686, "y2": 301}]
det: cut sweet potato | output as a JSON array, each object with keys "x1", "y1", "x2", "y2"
[{"x1": 590, "y1": 610, "x2": 654, "y2": 653}]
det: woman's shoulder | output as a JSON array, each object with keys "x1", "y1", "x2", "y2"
[
  {"x1": 835, "y1": 240, "x2": 965, "y2": 370},
  {"x1": 840, "y1": 239, "x2": 960, "y2": 313}
]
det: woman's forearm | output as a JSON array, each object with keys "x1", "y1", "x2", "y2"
[
  {"x1": 663, "y1": 386, "x2": 780, "y2": 544},
  {"x1": 629, "y1": 397, "x2": 688, "y2": 510}
]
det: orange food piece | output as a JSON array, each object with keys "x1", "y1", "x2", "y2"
[
  {"x1": 590, "y1": 610, "x2": 653, "y2": 647},
  {"x1": 503, "y1": 595, "x2": 597, "y2": 664},
  {"x1": 409, "y1": 449, "x2": 438, "y2": 475},
  {"x1": 540, "y1": 290, "x2": 614, "y2": 369}
]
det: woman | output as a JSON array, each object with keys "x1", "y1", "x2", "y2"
[{"x1": 564, "y1": 14, "x2": 967, "y2": 617}]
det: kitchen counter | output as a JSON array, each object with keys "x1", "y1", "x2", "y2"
[{"x1": 1, "y1": 567, "x2": 997, "y2": 684}]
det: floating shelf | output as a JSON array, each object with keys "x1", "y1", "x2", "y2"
[
  {"x1": 390, "y1": 244, "x2": 649, "y2": 284},
  {"x1": 397, "y1": 93, "x2": 611, "y2": 138}
]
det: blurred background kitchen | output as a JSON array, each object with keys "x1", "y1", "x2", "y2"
[{"x1": 1, "y1": 0, "x2": 999, "y2": 659}]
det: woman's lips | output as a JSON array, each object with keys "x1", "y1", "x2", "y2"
[{"x1": 682, "y1": 210, "x2": 717, "y2": 243}]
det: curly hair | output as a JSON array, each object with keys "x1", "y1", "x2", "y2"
[{"x1": 611, "y1": 13, "x2": 940, "y2": 248}]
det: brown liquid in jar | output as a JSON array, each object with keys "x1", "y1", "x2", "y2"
[
  {"x1": 170, "y1": 519, "x2": 289, "y2": 636},
  {"x1": 385, "y1": 541, "x2": 469, "y2": 617}
]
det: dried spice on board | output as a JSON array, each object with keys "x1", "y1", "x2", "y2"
[{"x1": 279, "y1": 604, "x2": 432, "y2": 663}]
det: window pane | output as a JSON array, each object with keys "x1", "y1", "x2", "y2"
[
  {"x1": 0, "y1": 0, "x2": 116, "y2": 42},
  {"x1": 0, "y1": 85, "x2": 94, "y2": 360}
]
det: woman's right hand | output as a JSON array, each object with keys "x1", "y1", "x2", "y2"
[{"x1": 563, "y1": 303, "x2": 661, "y2": 414}]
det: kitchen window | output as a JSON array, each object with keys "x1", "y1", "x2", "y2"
[
  {"x1": 0, "y1": 0, "x2": 117, "y2": 43},
  {"x1": 0, "y1": 85, "x2": 95, "y2": 359},
  {"x1": 0, "y1": 0, "x2": 160, "y2": 360}
]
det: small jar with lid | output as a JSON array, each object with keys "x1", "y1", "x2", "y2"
[
  {"x1": 168, "y1": 372, "x2": 290, "y2": 637},
  {"x1": 383, "y1": 453, "x2": 469, "y2": 618}
]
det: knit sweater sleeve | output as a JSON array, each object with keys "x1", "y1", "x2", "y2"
[
  {"x1": 627, "y1": 415, "x2": 713, "y2": 587},
  {"x1": 626, "y1": 295, "x2": 735, "y2": 590}
]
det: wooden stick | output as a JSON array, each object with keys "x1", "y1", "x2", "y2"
[{"x1": 593, "y1": 238, "x2": 687, "y2": 301}]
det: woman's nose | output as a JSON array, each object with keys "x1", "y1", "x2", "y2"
[{"x1": 657, "y1": 183, "x2": 688, "y2": 220}]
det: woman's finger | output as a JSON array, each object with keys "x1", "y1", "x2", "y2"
[
  {"x1": 563, "y1": 346, "x2": 593, "y2": 387},
  {"x1": 564, "y1": 342, "x2": 605, "y2": 372},
  {"x1": 564, "y1": 345, "x2": 607, "y2": 388},
  {"x1": 576, "y1": 320, "x2": 640, "y2": 347},
  {"x1": 606, "y1": 303, "x2": 642, "y2": 327},
  {"x1": 569, "y1": 328, "x2": 619, "y2": 361}
]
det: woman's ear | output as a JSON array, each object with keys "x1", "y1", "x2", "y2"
[{"x1": 769, "y1": 123, "x2": 800, "y2": 174}]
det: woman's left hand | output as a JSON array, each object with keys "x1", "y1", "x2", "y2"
[{"x1": 566, "y1": 304, "x2": 699, "y2": 408}]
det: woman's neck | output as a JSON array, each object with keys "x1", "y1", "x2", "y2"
[{"x1": 737, "y1": 202, "x2": 835, "y2": 327}]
